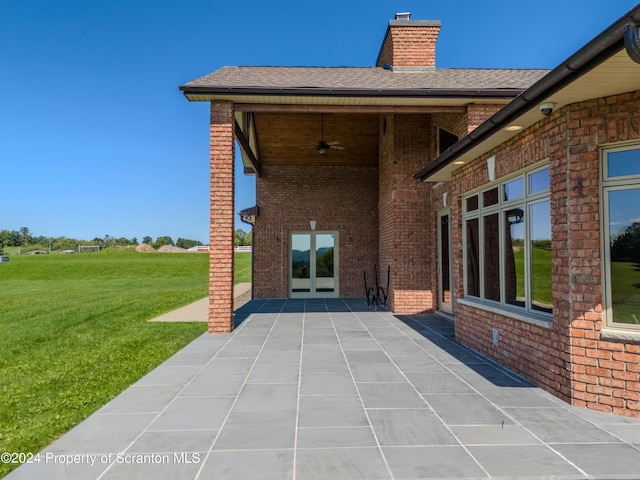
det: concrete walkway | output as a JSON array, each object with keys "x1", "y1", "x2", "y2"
[
  {"x1": 7, "y1": 298, "x2": 640, "y2": 479},
  {"x1": 148, "y1": 283, "x2": 252, "y2": 322}
]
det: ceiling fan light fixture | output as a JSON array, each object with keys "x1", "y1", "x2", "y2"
[
  {"x1": 300, "y1": 114, "x2": 343, "y2": 156},
  {"x1": 317, "y1": 140, "x2": 330, "y2": 155}
]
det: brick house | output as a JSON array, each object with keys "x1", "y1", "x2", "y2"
[{"x1": 181, "y1": 6, "x2": 640, "y2": 417}]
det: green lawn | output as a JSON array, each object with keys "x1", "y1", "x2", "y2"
[
  {"x1": 511, "y1": 246, "x2": 552, "y2": 309},
  {"x1": 234, "y1": 251, "x2": 252, "y2": 284},
  {"x1": 0, "y1": 249, "x2": 250, "y2": 477}
]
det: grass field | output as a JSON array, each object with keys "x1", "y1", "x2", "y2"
[
  {"x1": 511, "y1": 246, "x2": 552, "y2": 309},
  {"x1": 234, "y1": 251, "x2": 252, "y2": 284},
  {"x1": 610, "y1": 261, "x2": 640, "y2": 324},
  {"x1": 0, "y1": 249, "x2": 250, "y2": 477}
]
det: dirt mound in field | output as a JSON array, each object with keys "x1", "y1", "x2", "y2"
[
  {"x1": 157, "y1": 245, "x2": 187, "y2": 253},
  {"x1": 135, "y1": 244, "x2": 156, "y2": 253}
]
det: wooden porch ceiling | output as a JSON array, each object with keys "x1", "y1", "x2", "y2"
[
  {"x1": 252, "y1": 112, "x2": 380, "y2": 167},
  {"x1": 235, "y1": 104, "x2": 468, "y2": 171}
]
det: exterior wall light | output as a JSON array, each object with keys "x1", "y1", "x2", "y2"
[{"x1": 487, "y1": 156, "x2": 496, "y2": 181}]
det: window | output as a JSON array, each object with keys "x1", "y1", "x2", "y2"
[
  {"x1": 463, "y1": 164, "x2": 552, "y2": 318},
  {"x1": 601, "y1": 144, "x2": 640, "y2": 330},
  {"x1": 438, "y1": 127, "x2": 458, "y2": 155}
]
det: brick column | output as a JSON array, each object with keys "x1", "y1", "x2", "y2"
[
  {"x1": 209, "y1": 101, "x2": 235, "y2": 333},
  {"x1": 378, "y1": 114, "x2": 433, "y2": 314}
]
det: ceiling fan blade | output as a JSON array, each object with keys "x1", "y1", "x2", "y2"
[{"x1": 330, "y1": 145, "x2": 344, "y2": 150}]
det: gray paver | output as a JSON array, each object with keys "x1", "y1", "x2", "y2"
[
  {"x1": 504, "y1": 406, "x2": 624, "y2": 443},
  {"x1": 101, "y1": 458, "x2": 203, "y2": 480},
  {"x1": 298, "y1": 395, "x2": 369, "y2": 427},
  {"x1": 357, "y1": 382, "x2": 427, "y2": 408},
  {"x1": 295, "y1": 448, "x2": 391, "y2": 480},
  {"x1": 448, "y1": 424, "x2": 542, "y2": 445},
  {"x1": 44, "y1": 413, "x2": 158, "y2": 454},
  {"x1": 233, "y1": 383, "x2": 297, "y2": 413},
  {"x1": 301, "y1": 357, "x2": 350, "y2": 374},
  {"x1": 96, "y1": 385, "x2": 182, "y2": 414},
  {"x1": 300, "y1": 372, "x2": 358, "y2": 394},
  {"x1": 550, "y1": 443, "x2": 640, "y2": 478},
  {"x1": 367, "y1": 408, "x2": 459, "y2": 446},
  {"x1": 179, "y1": 372, "x2": 246, "y2": 396},
  {"x1": 425, "y1": 393, "x2": 514, "y2": 426},
  {"x1": 246, "y1": 364, "x2": 300, "y2": 384},
  {"x1": 467, "y1": 444, "x2": 584, "y2": 478},
  {"x1": 213, "y1": 411, "x2": 296, "y2": 450},
  {"x1": 7, "y1": 298, "x2": 640, "y2": 480},
  {"x1": 383, "y1": 446, "x2": 488, "y2": 479},
  {"x1": 200, "y1": 450, "x2": 294, "y2": 480},
  {"x1": 254, "y1": 350, "x2": 301, "y2": 365},
  {"x1": 407, "y1": 372, "x2": 476, "y2": 394},
  {"x1": 127, "y1": 430, "x2": 217, "y2": 453},
  {"x1": 350, "y1": 363, "x2": 406, "y2": 382},
  {"x1": 147, "y1": 396, "x2": 234, "y2": 431},
  {"x1": 296, "y1": 427, "x2": 377, "y2": 448},
  {"x1": 133, "y1": 365, "x2": 202, "y2": 387}
]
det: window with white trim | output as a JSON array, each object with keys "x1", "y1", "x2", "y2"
[
  {"x1": 463, "y1": 164, "x2": 552, "y2": 318},
  {"x1": 601, "y1": 143, "x2": 640, "y2": 330}
]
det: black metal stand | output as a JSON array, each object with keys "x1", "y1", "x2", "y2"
[{"x1": 364, "y1": 265, "x2": 390, "y2": 310}]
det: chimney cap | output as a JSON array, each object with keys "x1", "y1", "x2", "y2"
[{"x1": 394, "y1": 12, "x2": 411, "y2": 20}]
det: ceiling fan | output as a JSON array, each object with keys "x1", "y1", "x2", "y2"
[{"x1": 301, "y1": 114, "x2": 344, "y2": 156}]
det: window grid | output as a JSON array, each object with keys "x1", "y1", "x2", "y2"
[
  {"x1": 463, "y1": 164, "x2": 552, "y2": 318},
  {"x1": 601, "y1": 143, "x2": 640, "y2": 331}
]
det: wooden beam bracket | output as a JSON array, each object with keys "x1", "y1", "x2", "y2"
[{"x1": 234, "y1": 119, "x2": 261, "y2": 176}]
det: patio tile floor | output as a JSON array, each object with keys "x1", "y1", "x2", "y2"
[{"x1": 6, "y1": 298, "x2": 640, "y2": 479}]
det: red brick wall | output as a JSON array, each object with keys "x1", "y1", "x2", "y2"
[
  {"x1": 209, "y1": 102, "x2": 235, "y2": 333},
  {"x1": 432, "y1": 113, "x2": 467, "y2": 140},
  {"x1": 564, "y1": 92, "x2": 640, "y2": 417},
  {"x1": 253, "y1": 165, "x2": 378, "y2": 299},
  {"x1": 379, "y1": 114, "x2": 434, "y2": 313},
  {"x1": 376, "y1": 24, "x2": 440, "y2": 69},
  {"x1": 465, "y1": 104, "x2": 505, "y2": 132},
  {"x1": 432, "y1": 105, "x2": 503, "y2": 140},
  {"x1": 451, "y1": 90, "x2": 640, "y2": 417}
]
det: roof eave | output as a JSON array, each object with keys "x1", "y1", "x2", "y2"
[
  {"x1": 413, "y1": 4, "x2": 640, "y2": 182},
  {"x1": 179, "y1": 85, "x2": 527, "y2": 102}
]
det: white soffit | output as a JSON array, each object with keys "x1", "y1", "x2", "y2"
[{"x1": 427, "y1": 50, "x2": 640, "y2": 182}]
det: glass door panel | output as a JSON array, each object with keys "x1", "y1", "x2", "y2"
[
  {"x1": 315, "y1": 233, "x2": 335, "y2": 293},
  {"x1": 291, "y1": 233, "x2": 311, "y2": 293},
  {"x1": 438, "y1": 211, "x2": 453, "y2": 314}
]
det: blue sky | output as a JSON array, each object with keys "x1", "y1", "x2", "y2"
[{"x1": 1, "y1": 1, "x2": 638, "y2": 244}]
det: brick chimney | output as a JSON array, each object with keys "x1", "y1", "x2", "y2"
[{"x1": 376, "y1": 13, "x2": 441, "y2": 71}]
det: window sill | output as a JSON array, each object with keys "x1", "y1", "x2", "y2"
[
  {"x1": 600, "y1": 328, "x2": 640, "y2": 344},
  {"x1": 457, "y1": 298, "x2": 553, "y2": 329}
]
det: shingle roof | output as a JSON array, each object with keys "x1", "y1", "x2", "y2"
[{"x1": 181, "y1": 66, "x2": 550, "y2": 97}]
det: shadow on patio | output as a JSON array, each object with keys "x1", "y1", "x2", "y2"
[{"x1": 235, "y1": 298, "x2": 532, "y2": 389}]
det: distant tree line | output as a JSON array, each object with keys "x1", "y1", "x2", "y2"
[
  {"x1": 611, "y1": 221, "x2": 640, "y2": 263},
  {"x1": 0, "y1": 227, "x2": 205, "y2": 254}
]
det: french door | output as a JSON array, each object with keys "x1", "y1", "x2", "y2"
[
  {"x1": 438, "y1": 210, "x2": 453, "y2": 314},
  {"x1": 290, "y1": 231, "x2": 339, "y2": 298}
]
